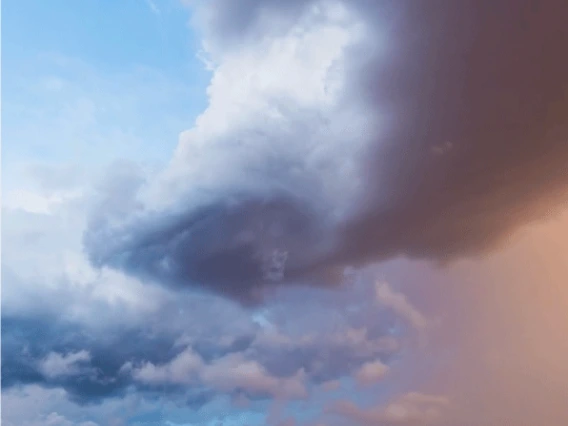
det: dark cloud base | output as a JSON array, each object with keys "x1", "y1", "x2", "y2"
[
  {"x1": 85, "y1": 194, "x2": 330, "y2": 304},
  {"x1": 1, "y1": 316, "x2": 181, "y2": 404}
]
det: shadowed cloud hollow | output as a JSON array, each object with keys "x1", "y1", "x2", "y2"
[
  {"x1": 85, "y1": 193, "x2": 330, "y2": 304},
  {"x1": 84, "y1": 0, "x2": 568, "y2": 302}
]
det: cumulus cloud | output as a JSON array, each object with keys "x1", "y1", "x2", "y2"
[
  {"x1": 39, "y1": 351, "x2": 92, "y2": 379},
  {"x1": 3, "y1": 269, "x2": 418, "y2": 413},
  {"x1": 128, "y1": 344, "x2": 308, "y2": 400},
  {"x1": 83, "y1": 0, "x2": 568, "y2": 303},
  {"x1": 6, "y1": 1, "x2": 568, "y2": 424},
  {"x1": 82, "y1": 0, "x2": 370, "y2": 303},
  {"x1": 124, "y1": 279, "x2": 411, "y2": 400},
  {"x1": 354, "y1": 359, "x2": 389, "y2": 386},
  {"x1": 129, "y1": 348, "x2": 203, "y2": 385},
  {"x1": 199, "y1": 353, "x2": 307, "y2": 400}
]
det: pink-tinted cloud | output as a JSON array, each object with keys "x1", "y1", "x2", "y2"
[
  {"x1": 355, "y1": 359, "x2": 389, "y2": 386},
  {"x1": 330, "y1": 392, "x2": 449, "y2": 425}
]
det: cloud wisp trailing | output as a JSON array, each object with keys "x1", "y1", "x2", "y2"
[{"x1": 84, "y1": 0, "x2": 568, "y2": 304}]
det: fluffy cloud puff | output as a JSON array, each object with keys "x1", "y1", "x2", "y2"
[{"x1": 330, "y1": 392, "x2": 450, "y2": 425}]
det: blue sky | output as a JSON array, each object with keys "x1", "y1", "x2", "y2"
[
  {"x1": 3, "y1": 1, "x2": 568, "y2": 426},
  {"x1": 2, "y1": 0, "x2": 209, "y2": 183}
]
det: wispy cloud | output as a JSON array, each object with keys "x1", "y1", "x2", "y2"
[{"x1": 145, "y1": 0, "x2": 161, "y2": 16}]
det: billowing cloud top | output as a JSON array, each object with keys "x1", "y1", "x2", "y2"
[{"x1": 84, "y1": 0, "x2": 568, "y2": 303}]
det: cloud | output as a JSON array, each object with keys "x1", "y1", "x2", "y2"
[
  {"x1": 42, "y1": 412, "x2": 98, "y2": 426},
  {"x1": 145, "y1": 0, "x2": 161, "y2": 16},
  {"x1": 330, "y1": 392, "x2": 450, "y2": 425},
  {"x1": 84, "y1": 0, "x2": 568, "y2": 304},
  {"x1": 125, "y1": 279, "x2": 410, "y2": 400},
  {"x1": 85, "y1": 193, "x2": 332, "y2": 305},
  {"x1": 2, "y1": 244, "x2": 413, "y2": 410},
  {"x1": 312, "y1": 0, "x2": 568, "y2": 267},
  {"x1": 1, "y1": 315, "x2": 176, "y2": 404},
  {"x1": 199, "y1": 353, "x2": 307, "y2": 400},
  {"x1": 354, "y1": 359, "x2": 389, "y2": 386},
  {"x1": 130, "y1": 348, "x2": 203, "y2": 385},
  {"x1": 320, "y1": 380, "x2": 341, "y2": 392},
  {"x1": 1, "y1": 382, "x2": 219, "y2": 426},
  {"x1": 6, "y1": 1, "x2": 568, "y2": 424},
  {"x1": 3, "y1": 189, "x2": 83, "y2": 215},
  {"x1": 1, "y1": 385, "x2": 113, "y2": 426},
  {"x1": 83, "y1": 0, "x2": 368, "y2": 303},
  {"x1": 39, "y1": 351, "x2": 92, "y2": 379}
]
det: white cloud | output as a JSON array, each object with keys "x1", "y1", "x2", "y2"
[
  {"x1": 39, "y1": 351, "x2": 92, "y2": 379},
  {"x1": 131, "y1": 348, "x2": 203, "y2": 385},
  {"x1": 355, "y1": 359, "x2": 389, "y2": 386},
  {"x1": 2, "y1": 46, "x2": 206, "y2": 325},
  {"x1": 131, "y1": 349, "x2": 307, "y2": 400},
  {"x1": 140, "y1": 0, "x2": 370, "y2": 219},
  {"x1": 331, "y1": 392, "x2": 450, "y2": 425},
  {"x1": 1, "y1": 164, "x2": 170, "y2": 327},
  {"x1": 3, "y1": 189, "x2": 83, "y2": 215}
]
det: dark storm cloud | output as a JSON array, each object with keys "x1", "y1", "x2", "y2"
[
  {"x1": 86, "y1": 0, "x2": 568, "y2": 302},
  {"x1": 85, "y1": 192, "x2": 333, "y2": 304},
  {"x1": 327, "y1": 0, "x2": 568, "y2": 266},
  {"x1": 2, "y1": 316, "x2": 159, "y2": 402}
]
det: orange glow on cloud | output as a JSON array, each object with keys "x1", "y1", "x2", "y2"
[{"x1": 419, "y1": 207, "x2": 568, "y2": 425}]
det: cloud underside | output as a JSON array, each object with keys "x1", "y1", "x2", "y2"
[{"x1": 83, "y1": 0, "x2": 568, "y2": 304}]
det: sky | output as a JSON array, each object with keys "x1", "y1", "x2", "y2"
[{"x1": 2, "y1": 1, "x2": 568, "y2": 425}]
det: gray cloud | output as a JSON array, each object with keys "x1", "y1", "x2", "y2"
[
  {"x1": 2, "y1": 273, "x2": 413, "y2": 408},
  {"x1": 325, "y1": 0, "x2": 568, "y2": 267},
  {"x1": 39, "y1": 350, "x2": 93, "y2": 379},
  {"x1": 85, "y1": 0, "x2": 568, "y2": 304},
  {"x1": 329, "y1": 392, "x2": 450, "y2": 426},
  {"x1": 85, "y1": 193, "x2": 331, "y2": 305},
  {"x1": 1, "y1": 315, "x2": 185, "y2": 404}
]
